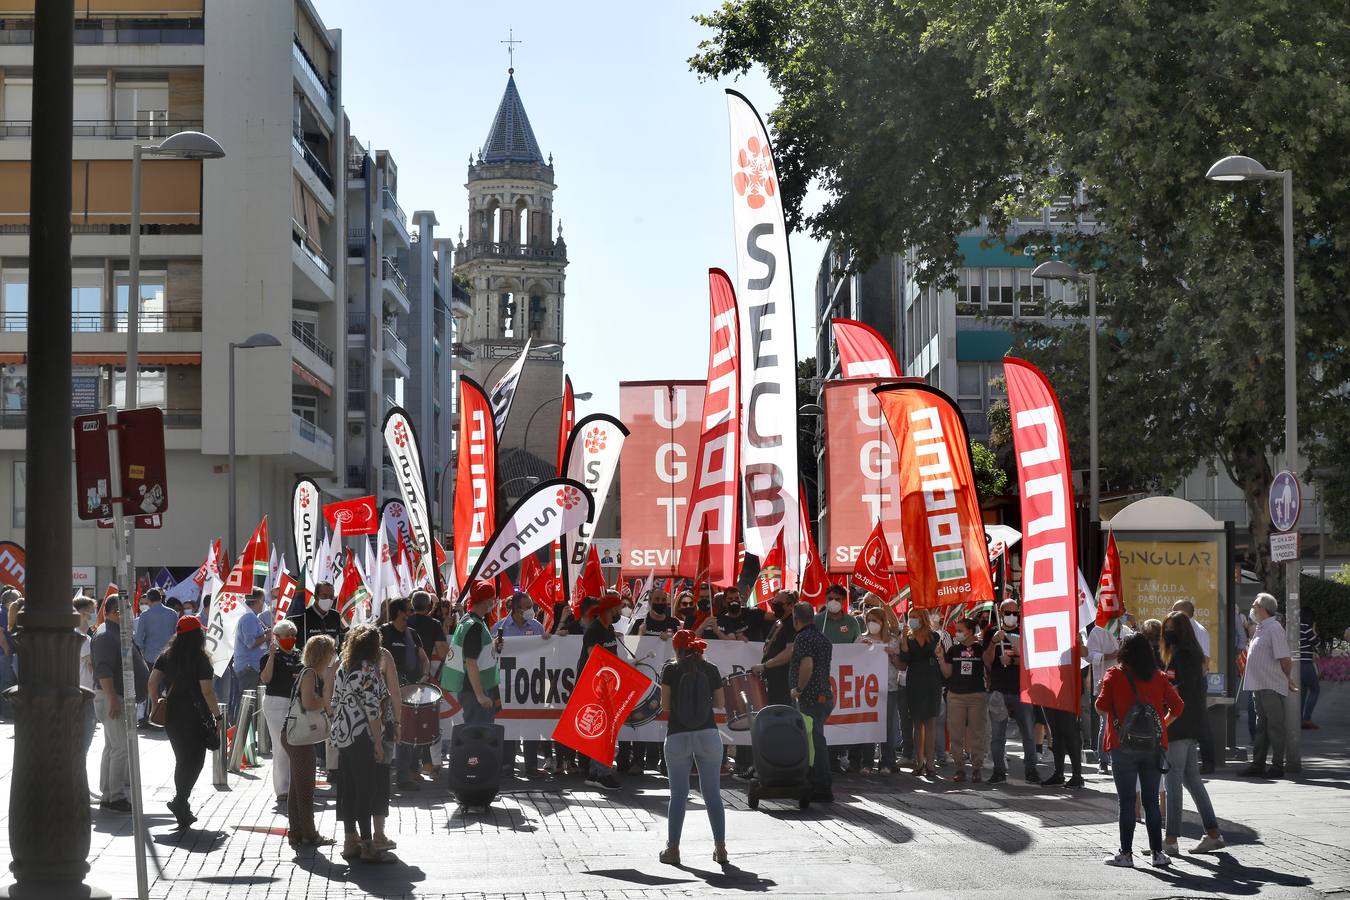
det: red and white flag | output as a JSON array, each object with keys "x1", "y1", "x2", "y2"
[
  {"x1": 1096, "y1": 529, "x2": 1123, "y2": 628},
  {"x1": 273, "y1": 571, "x2": 298, "y2": 624},
  {"x1": 221, "y1": 517, "x2": 268, "y2": 597},
  {"x1": 798, "y1": 492, "x2": 830, "y2": 610},
  {"x1": 453, "y1": 378, "x2": 498, "y2": 589},
  {"x1": 551, "y1": 646, "x2": 653, "y2": 768},
  {"x1": 1004, "y1": 357, "x2": 1080, "y2": 714},
  {"x1": 754, "y1": 533, "x2": 785, "y2": 604},
  {"x1": 832, "y1": 318, "x2": 900, "y2": 379},
  {"x1": 852, "y1": 519, "x2": 897, "y2": 599},
  {"x1": 678, "y1": 268, "x2": 740, "y2": 586},
  {"x1": 323, "y1": 495, "x2": 379, "y2": 536}
]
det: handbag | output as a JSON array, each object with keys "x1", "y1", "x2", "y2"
[{"x1": 284, "y1": 668, "x2": 330, "y2": 746}]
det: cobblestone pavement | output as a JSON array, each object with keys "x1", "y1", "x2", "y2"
[{"x1": 2, "y1": 685, "x2": 1348, "y2": 899}]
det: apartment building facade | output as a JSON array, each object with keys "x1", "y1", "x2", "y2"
[{"x1": 0, "y1": 0, "x2": 459, "y2": 586}]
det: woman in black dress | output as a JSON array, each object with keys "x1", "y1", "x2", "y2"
[
  {"x1": 147, "y1": 616, "x2": 221, "y2": 828},
  {"x1": 898, "y1": 610, "x2": 942, "y2": 778}
]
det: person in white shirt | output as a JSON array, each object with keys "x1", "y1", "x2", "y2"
[
  {"x1": 1171, "y1": 600, "x2": 1211, "y2": 660},
  {"x1": 1239, "y1": 593, "x2": 1294, "y2": 779},
  {"x1": 74, "y1": 595, "x2": 98, "y2": 755}
]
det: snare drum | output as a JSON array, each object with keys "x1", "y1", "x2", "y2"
[
  {"x1": 623, "y1": 663, "x2": 662, "y2": 729},
  {"x1": 400, "y1": 683, "x2": 443, "y2": 747},
  {"x1": 723, "y1": 671, "x2": 769, "y2": 731}
]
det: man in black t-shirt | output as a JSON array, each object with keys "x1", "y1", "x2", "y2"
[
  {"x1": 380, "y1": 598, "x2": 429, "y2": 791},
  {"x1": 752, "y1": 591, "x2": 797, "y2": 704},
  {"x1": 713, "y1": 587, "x2": 752, "y2": 641},
  {"x1": 633, "y1": 589, "x2": 679, "y2": 638},
  {"x1": 289, "y1": 581, "x2": 344, "y2": 650},
  {"x1": 984, "y1": 598, "x2": 1040, "y2": 784},
  {"x1": 408, "y1": 590, "x2": 449, "y2": 665}
]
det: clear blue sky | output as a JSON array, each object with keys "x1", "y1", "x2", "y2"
[{"x1": 317, "y1": 0, "x2": 825, "y2": 416}]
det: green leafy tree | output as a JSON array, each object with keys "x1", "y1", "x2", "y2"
[
  {"x1": 691, "y1": 0, "x2": 1350, "y2": 589},
  {"x1": 970, "y1": 440, "x2": 1008, "y2": 501}
]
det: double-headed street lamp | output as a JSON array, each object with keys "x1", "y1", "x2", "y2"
[
  {"x1": 1207, "y1": 153, "x2": 1301, "y2": 770},
  {"x1": 1032, "y1": 260, "x2": 1100, "y2": 524}
]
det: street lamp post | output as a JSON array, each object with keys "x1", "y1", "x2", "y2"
[
  {"x1": 228, "y1": 333, "x2": 281, "y2": 558},
  {"x1": 1207, "y1": 154, "x2": 1300, "y2": 771},
  {"x1": 1032, "y1": 261, "x2": 1100, "y2": 524},
  {"x1": 123, "y1": 131, "x2": 224, "y2": 591}
]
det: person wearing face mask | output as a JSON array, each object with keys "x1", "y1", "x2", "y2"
[
  {"x1": 986, "y1": 599, "x2": 1042, "y2": 784},
  {"x1": 899, "y1": 608, "x2": 943, "y2": 778},
  {"x1": 636, "y1": 589, "x2": 680, "y2": 640},
  {"x1": 937, "y1": 616, "x2": 996, "y2": 783},
  {"x1": 494, "y1": 591, "x2": 549, "y2": 778},
  {"x1": 1238, "y1": 593, "x2": 1294, "y2": 779},
  {"x1": 290, "y1": 580, "x2": 345, "y2": 650},
  {"x1": 259, "y1": 618, "x2": 303, "y2": 803},
  {"x1": 857, "y1": 603, "x2": 903, "y2": 775},
  {"x1": 713, "y1": 588, "x2": 753, "y2": 642},
  {"x1": 814, "y1": 585, "x2": 861, "y2": 645},
  {"x1": 751, "y1": 591, "x2": 798, "y2": 706},
  {"x1": 673, "y1": 592, "x2": 699, "y2": 631},
  {"x1": 441, "y1": 580, "x2": 502, "y2": 726}
]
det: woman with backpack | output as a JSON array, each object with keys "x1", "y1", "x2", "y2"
[
  {"x1": 1095, "y1": 631, "x2": 1185, "y2": 869},
  {"x1": 658, "y1": 629, "x2": 727, "y2": 867},
  {"x1": 1161, "y1": 612, "x2": 1225, "y2": 855}
]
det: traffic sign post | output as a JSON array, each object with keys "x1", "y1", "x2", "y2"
[
  {"x1": 1268, "y1": 470, "x2": 1301, "y2": 535},
  {"x1": 1267, "y1": 468, "x2": 1302, "y2": 772}
]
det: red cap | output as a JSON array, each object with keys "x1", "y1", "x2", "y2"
[
  {"x1": 470, "y1": 579, "x2": 497, "y2": 604},
  {"x1": 176, "y1": 616, "x2": 202, "y2": 635},
  {"x1": 595, "y1": 590, "x2": 623, "y2": 614},
  {"x1": 671, "y1": 629, "x2": 706, "y2": 655}
]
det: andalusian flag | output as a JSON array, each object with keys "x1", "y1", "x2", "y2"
[{"x1": 336, "y1": 553, "x2": 371, "y2": 626}]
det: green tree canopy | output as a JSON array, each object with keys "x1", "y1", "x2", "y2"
[{"x1": 692, "y1": 0, "x2": 1350, "y2": 586}]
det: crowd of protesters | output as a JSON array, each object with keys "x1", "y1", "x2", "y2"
[{"x1": 0, "y1": 575, "x2": 1323, "y2": 872}]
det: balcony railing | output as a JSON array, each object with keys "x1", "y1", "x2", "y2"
[
  {"x1": 292, "y1": 37, "x2": 333, "y2": 108},
  {"x1": 0, "y1": 406, "x2": 201, "y2": 429},
  {"x1": 347, "y1": 389, "x2": 367, "y2": 412},
  {"x1": 292, "y1": 230, "x2": 333, "y2": 280},
  {"x1": 1, "y1": 311, "x2": 202, "y2": 333},
  {"x1": 0, "y1": 223, "x2": 201, "y2": 236},
  {"x1": 347, "y1": 312, "x2": 368, "y2": 335},
  {"x1": 292, "y1": 131, "x2": 334, "y2": 193},
  {"x1": 0, "y1": 118, "x2": 205, "y2": 140},
  {"x1": 381, "y1": 190, "x2": 407, "y2": 230},
  {"x1": 450, "y1": 342, "x2": 476, "y2": 361},
  {"x1": 347, "y1": 153, "x2": 368, "y2": 180},
  {"x1": 346, "y1": 464, "x2": 367, "y2": 489},
  {"x1": 381, "y1": 257, "x2": 407, "y2": 298},
  {"x1": 291, "y1": 412, "x2": 334, "y2": 454},
  {"x1": 291, "y1": 320, "x2": 334, "y2": 367},
  {"x1": 3, "y1": 18, "x2": 208, "y2": 47},
  {"x1": 384, "y1": 326, "x2": 408, "y2": 365},
  {"x1": 347, "y1": 228, "x2": 368, "y2": 257},
  {"x1": 455, "y1": 240, "x2": 566, "y2": 265}
]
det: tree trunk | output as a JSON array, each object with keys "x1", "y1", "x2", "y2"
[{"x1": 1228, "y1": 441, "x2": 1277, "y2": 594}]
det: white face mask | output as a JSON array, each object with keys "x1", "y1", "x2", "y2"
[
  {"x1": 866, "y1": 620, "x2": 882, "y2": 636},
  {"x1": 316, "y1": 595, "x2": 334, "y2": 613},
  {"x1": 522, "y1": 609, "x2": 536, "y2": 622},
  {"x1": 929, "y1": 614, "x2": 941, "y2": 629},
  {"x1": 908, "y1": 617, "x2": 923, "y2": 631},
  {"x1": 955, "y1": 631, "x2": 970, "y2": 644},
  {"x1": 826, "y1": 600, "x2": 843, "y2": 615},
  {"x1": 1003, "y1": 613, "x2": 1018, "y2": 627}
]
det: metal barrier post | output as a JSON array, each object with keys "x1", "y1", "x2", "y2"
[
  {"x1": 212, "y1": 702, "x2": 228, "y2": 787},
  {"x1": 228, "y1": 690, "x2": 256, "y2": 774},
  {"x1": 255, "y1": 692, "x2": 270, "y2": 756}
]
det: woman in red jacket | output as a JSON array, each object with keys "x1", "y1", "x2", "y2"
[{"x1": 1094, "y1": 631, "x2": 1184, "y2": 869}]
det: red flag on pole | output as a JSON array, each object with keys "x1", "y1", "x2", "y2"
[
  {"x1": 221, "y1": 517, "x2": 268, "y2": 596},
  {"x1": 551, "y1": 646, "x2": 653, "y2": 768},
  {"x1": 852, "y1": 520, "x2": 897, "y2": 598},
  {"x1": 273, "y1": 571, "x2": 298, "y2": 624},
  {"x1": 754, "y1": 533, "x2": 785, "y2": 604},
  {"x1": 831, "y1": 317, "x2": 901, "y2": 379},
  {"x1": 1095, "y1": 529, "x2": 1123, "y2": 627},
  {"x1": 575, "y1": 544, "x2": 605, "y2": 602}
]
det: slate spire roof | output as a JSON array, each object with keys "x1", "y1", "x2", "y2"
[{"x1": 481, "y1": 72, "x2": 544, "y2": 165}]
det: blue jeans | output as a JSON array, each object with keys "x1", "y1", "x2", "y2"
[
  {"x1": 664, "y1": 728, "x2": 725, "y2": 846},
  {"x1": 1164, "y1": 738, "x2": 1217, "y2": 839},
  {"x1": 797, "y1": 696, "x2": 834, "y2": 793},
  {"x1": 1301, "y1": 659, "x2": 1320, "y2": 722},
  {"x1": 989, "y1": 691, "x2": 1037, "y2": 774},
  {"x1": 1111, "y1": 747, "x2": 1163, "y2": 855}
]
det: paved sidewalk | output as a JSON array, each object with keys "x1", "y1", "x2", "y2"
[{"x1": 1, "y1": 684, "x2": 1347, "y2": 899}]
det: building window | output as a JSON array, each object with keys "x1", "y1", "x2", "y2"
[
  {"x1": 113, "y1": 80, "x2": 169, "y2": 139},
  {"x1": 111, "y1": 367, "x2": 167, "y2": 409},
  {"x1": 114, "y1": 272, "x2": 166, "y2": 333},
  {"x1": 3, "y1": 78, "x2": 32, "y2": 122},
  {"x1": 72, "y1": 77, "x2": 108, "y2": 123},
  {"x1": 987, "y1": 268, "x2": 1014, "y2": 316},
  {"x1": 2, "y1": 366, "x2": 26, "y2": 412},
  {"x1": 956, "y1": 267, "x2": 982, "y2": 316},
  {"x1": 957, "y1": 362, "x2": 985, "y2": 415},
  {"x1": 1050, "y1": 194, "x2": 1076, "y2": 225},
  {"x1": 293, "y1": 392, "x2": 318, "y2": 425},
  {"x1": 2, "y1": 271, "x2": 26, "y2": 331},
  {"x1": 71, "y1": 270, "x2": 104, "y2": 332},
  {"x1": 1016, "y1": 270, "x2": 1044, "y2": 318}
]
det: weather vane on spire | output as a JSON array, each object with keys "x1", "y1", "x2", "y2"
[{"x1": 502, "y1": 28, "x2": 522, "y2": 74}]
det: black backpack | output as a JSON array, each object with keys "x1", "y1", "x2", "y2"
[
  {"x1": 671, "y1": 662, "x2": 714, "y2": 730},
  {"x1": 1116, "y1": 671, "x2": 1162, "y2": 753}
]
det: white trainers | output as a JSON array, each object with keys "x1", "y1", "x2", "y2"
[
  {"x1": 1104, "y1": 852, "x2": 1134, "y2": 867},
  {"x1": 1163, "y1": 839, "x2": 1180, "y2": 856},
  {"x1": 1193, "y1": 834, "x2": 1226, "y2": 853},
  {"x1": 1150, "y1": 851, "x2": 1172, "y2": 868}
]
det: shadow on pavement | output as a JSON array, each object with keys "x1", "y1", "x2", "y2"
[
  {"x1": 680, "y1": 862, "x2": 777, "y2": 892},
  {"x1": 151, "y1": 827, "x2": 226, "y2": 853},
  {"x1": 584, "y1": 868, "x2": 698, "y2": 887},
  {"x1": 290, "y1": 850, "x2": 427, "y2": 898},
  {"x1": 1133, "y1": 850, "x2": 1313, "y2": 895}
]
